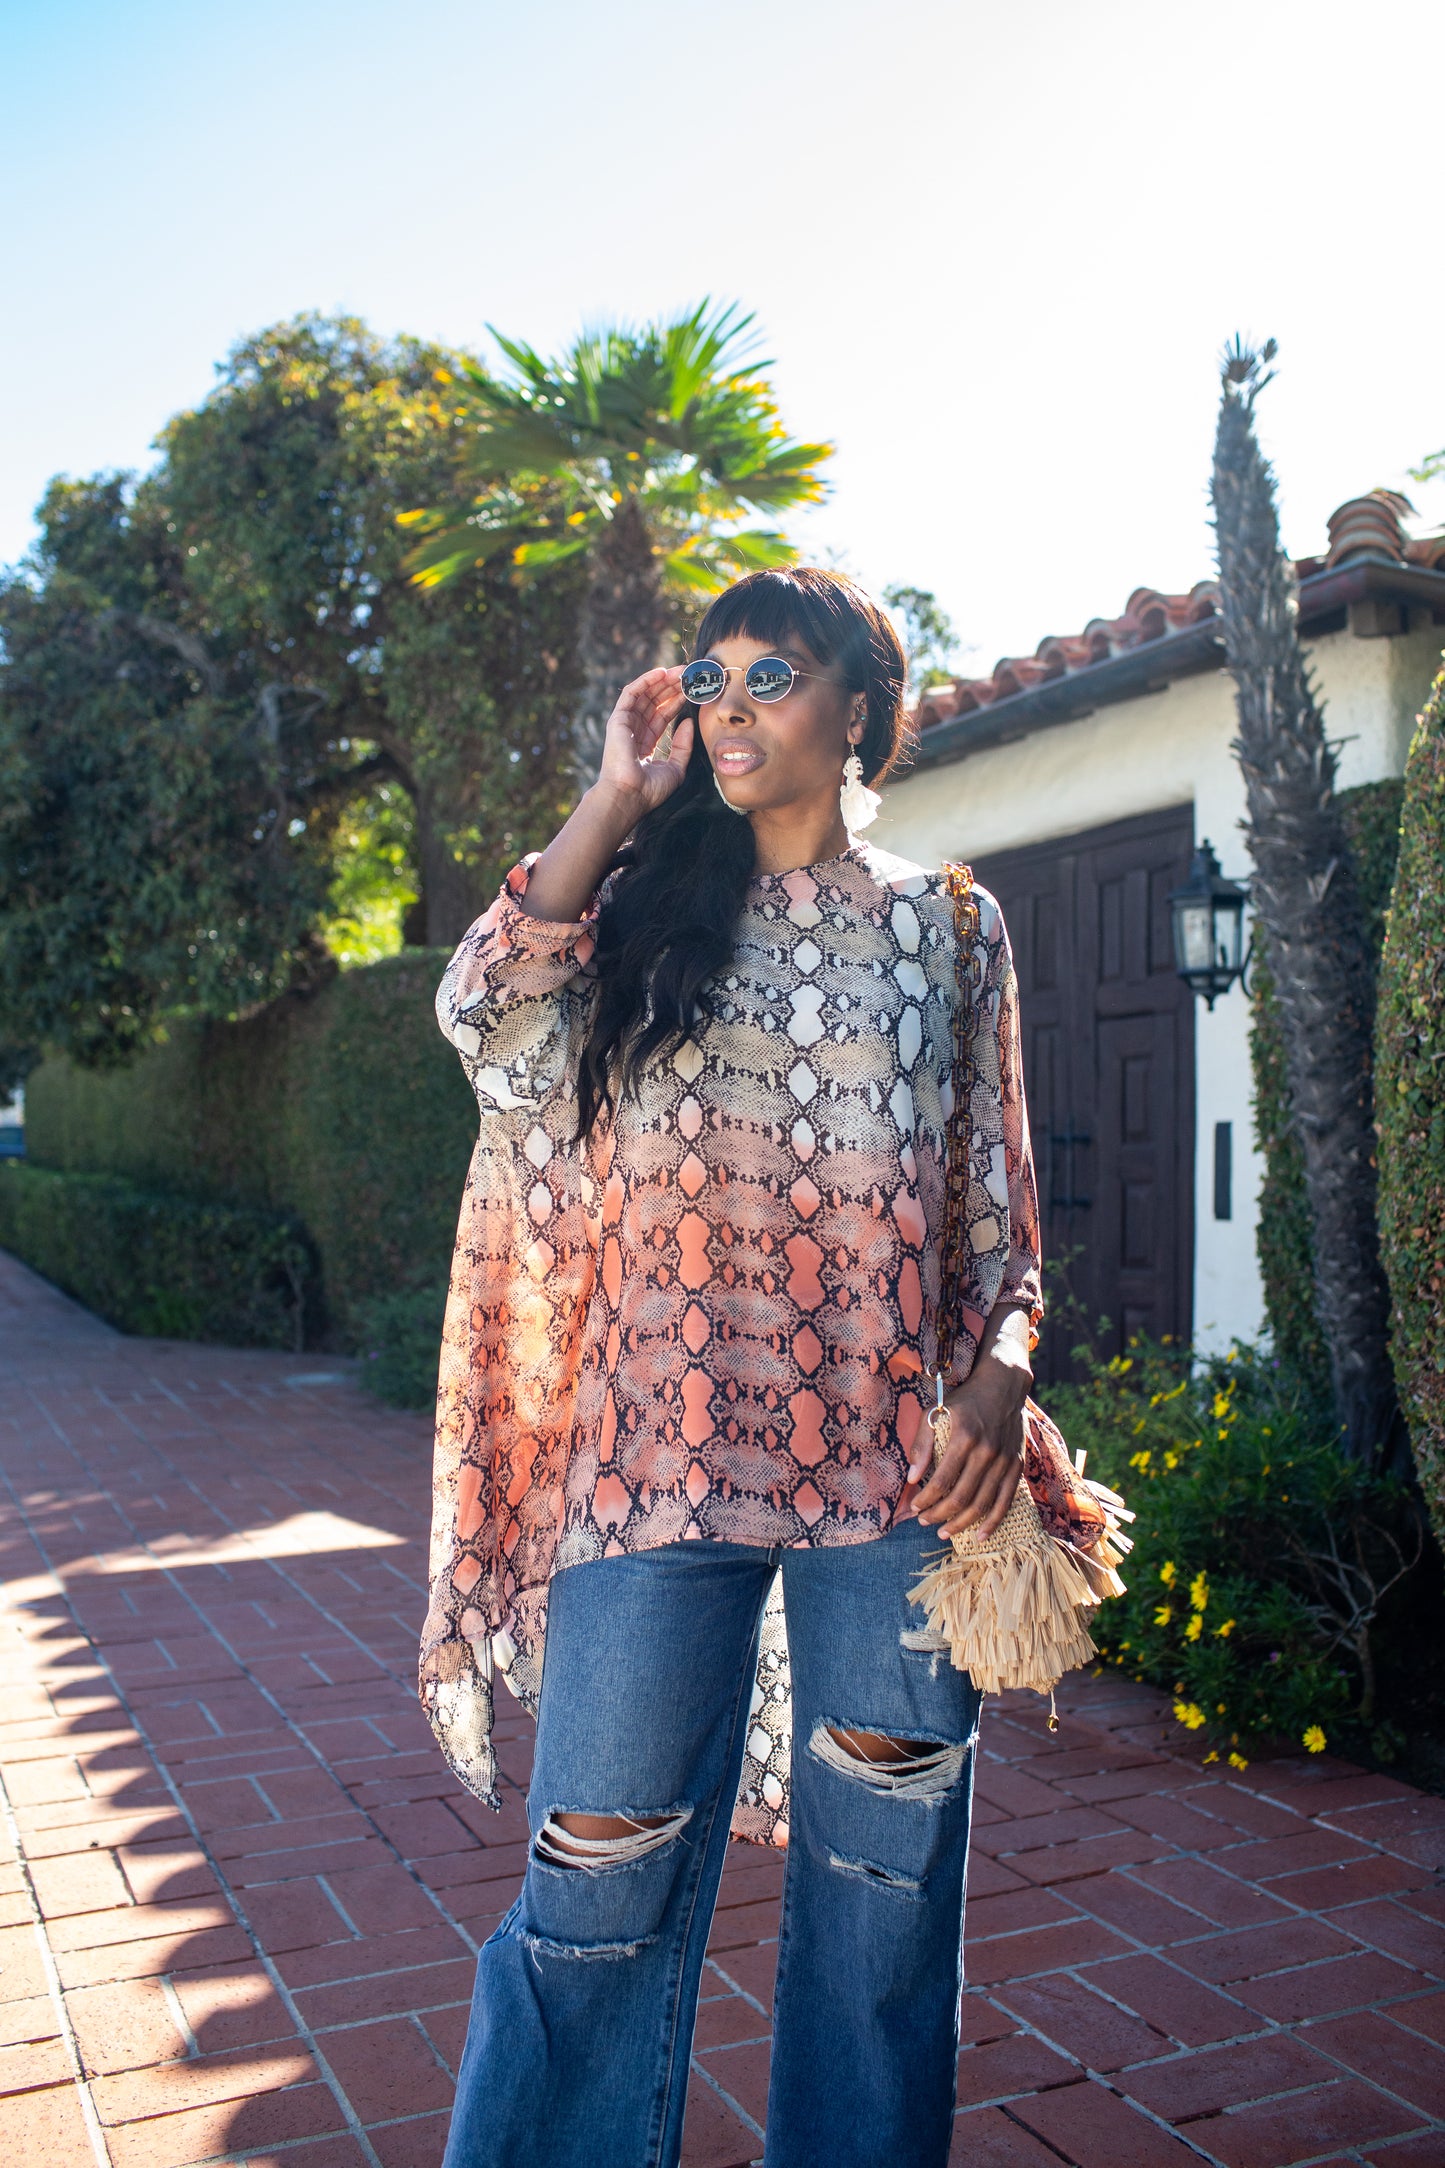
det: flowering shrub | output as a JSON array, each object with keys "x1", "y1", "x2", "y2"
[{"x1": 1042, "y1": 1337, "x2": 1424, "y2": 1758}]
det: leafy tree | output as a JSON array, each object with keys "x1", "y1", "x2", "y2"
[
  {"x1": 402, "y1": 302, "x2": 832, "y2": 777},
  {"x1": 882, "y1": 584, "x2": 962, "y2": 696},
  {"x1": 0, "y1": 316, "x2": 587, "y2": 1067},
  {"x1": 0, "y1": 474, "x2": 340, "y2": 1066},
  {"x1": 1211, "y1": 340, "x2": 1401, "y2": 1470},
  {"x1": 156, "y1": 315, "x2": 584, "y2": 943},
  {"x1": 1376, "y1": 663, "x2": 1445, "y2": 1544},
  {"x1": 322, "y1": 781, "x2": 420, "y2": 967}
]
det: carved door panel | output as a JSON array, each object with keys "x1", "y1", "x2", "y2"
[{"x1": 968, "y1": 805, "x2": 1195, "y2": 1378}]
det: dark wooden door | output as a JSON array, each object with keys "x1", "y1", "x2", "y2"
[{"x1": 971, "y1": 806, "x2": 1195, "y2": 1378}]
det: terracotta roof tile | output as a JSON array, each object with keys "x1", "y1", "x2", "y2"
[{"x1": 915, "y1": 490, "x2": 1445, "y2": 734}]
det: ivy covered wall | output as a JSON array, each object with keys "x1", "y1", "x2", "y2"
[{"x1": 1376, "y1": 665, "x2": 1445, "y2": 1542}]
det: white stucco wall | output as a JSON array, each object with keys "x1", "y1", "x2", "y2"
[{"x1": 875, "y1": 619, "x2": 1441, "y2": 1357}]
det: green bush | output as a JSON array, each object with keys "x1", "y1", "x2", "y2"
[
  {"x1": 1250, "y1": 778, "x2": 1403, "y2": 1387},
  {"x1": 0, "y1": 1163, "x2": 314, "y2": 1349},
  {"x1": 1043, "y1": 1337, "x2": 1426, "y2": 1765},
  {"x1": 1376, "y1": 663, "x2": 1445, "y2": 1548},
  {"x1": 354, "y1": 1281, "x2": 449, "y2": 1411},
  {"x1": 22, "y1": 947, "x2": 476, "y2": 1344}
]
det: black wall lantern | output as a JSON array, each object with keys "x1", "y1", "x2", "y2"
[{"x1": 1169, "y1": 840, "x2": 1250, "y2": 1008}]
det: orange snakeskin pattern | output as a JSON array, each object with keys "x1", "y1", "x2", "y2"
[{"x1": 420, "y1": 843, "x2": 1042, "y2": 1839}]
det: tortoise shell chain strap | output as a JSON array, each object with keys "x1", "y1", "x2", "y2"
[{"x1": 908, "y1": 863, "x2": 1135, "y2": 1715}]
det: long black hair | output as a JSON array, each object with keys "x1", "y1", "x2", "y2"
[{"x1": 575, "y1": 565, "x2": 911, "y2": 1140}]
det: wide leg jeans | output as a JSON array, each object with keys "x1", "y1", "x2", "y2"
[{"x1": 442, "y1": 1518, "x2": 984, "y2": 2168}]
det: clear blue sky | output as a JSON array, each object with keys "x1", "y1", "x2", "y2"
[{"x1": 4, "y1": 0, "x2": 1443, "y2": 668}]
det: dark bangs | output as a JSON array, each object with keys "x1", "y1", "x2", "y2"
[{"x1": 694, "y1": 571, "x2": 868, "y2": 681}]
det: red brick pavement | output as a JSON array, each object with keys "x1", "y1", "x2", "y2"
[{"x1": 1, "y1": 1247, "x2": 1443, "y2": 2166}]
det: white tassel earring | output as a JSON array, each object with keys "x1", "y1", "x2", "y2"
[{"x1": 839, "y1": 750, "x2": 881, "y2": 832}]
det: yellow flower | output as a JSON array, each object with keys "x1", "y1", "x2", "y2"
[
  {"x1": 1211, "y1": 1391, "x2": 1232, "y2": 1420},
  {"x1": 1184, "y1": 1614, "x2": 1203, "y2": 1642},
  {"x1": 1189, "y1": 1572, "x2": 1209, "y2": 1612},
  {"x1": 1202, "y1": 1749, "x2": 1220, "y2": 1763},
  {"x1": 1216, "y1": 1703, "x2": 1226, "y2": 1715},
  {"x1": 1214, "y1": 1618, "x2": 1236, "y2": 1638},
  {"x1": 1163, "y1": 1449, "x2": 1181, "y2": 1470},
  {"x1": 1129, "y1": 1449, "x2": 1152, "y2": 1471},
  {"x1": 1228, "y1": 1751, "x2": 1249, "y2": 1770},
  {"x1": 1154, "y1": 1605, "x2": 1173, "y2": 1627},
  {"x1": 1159, "y1": 1561, "x2": 1177, "y2": 1586},
  {"x1": 1172, "y1": 1700, "x2": 1207, "y2": 1731},
  {"x1": 1302, "y1": 1725, "x2": 1327, "y2": 1754}
]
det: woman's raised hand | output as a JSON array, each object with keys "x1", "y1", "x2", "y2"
[
  {"x1": 515, "y1": 669, "x2": 695, "y2": 925},
  {"x1": 596, "y1": 667, "x2": 695, "y2": 818}
]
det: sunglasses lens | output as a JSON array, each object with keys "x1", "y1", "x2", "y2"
[
  {"x1": 681, "y1": 659, "x2": 726, "y2": 704},
  {"x1": 744, "y1": 657, "x2": 795, "y2": 702}
]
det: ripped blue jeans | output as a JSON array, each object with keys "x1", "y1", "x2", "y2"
[{"x1": 442, "y1": 1519, "x2": 984, "y2": 2168}]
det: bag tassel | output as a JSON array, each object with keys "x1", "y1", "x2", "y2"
[
  {"x1": 908, "y1": 1478, "x2": 1105, "y2": 1696},
  {"x1": 908, "y1": 1385, "x2": 1135, "y2": 1699}
]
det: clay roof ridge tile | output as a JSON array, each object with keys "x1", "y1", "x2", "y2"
[{"x1": 910, "y1": 489, "x2": 1436, "y2": 735}]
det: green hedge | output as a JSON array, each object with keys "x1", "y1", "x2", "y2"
[
  {"x1": 21, "y1": 948, "x2": 477, "y2": 1346},
  {"x1": 1376, "y1": 663, "x2": 1445, "y2": 1546},
  {"x1": 0, "y1": 1163, "x2": 314, "y2": 1349},
  {"x1": 1250, "y1": 778, "x2": 1403, "y2": 1385}
]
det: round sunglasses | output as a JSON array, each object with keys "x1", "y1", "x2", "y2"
[{"x1": 680, "y1": 655, "x2": 836, "y2": 706}]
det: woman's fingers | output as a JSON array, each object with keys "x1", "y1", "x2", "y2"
[
  {"x1": 658, "y1": 710, "x2": 694, "y2": 774},
  {"x1": 921, "y1": 1462, "x2": 989, "y2": 1531},
  {"x1": 971, "y1": 1456, "x2": 1026, "y2": 1537},
  {"x1": 914, "y1": 1430, "x2": 987, "y2": 1521},
  {"x1": 613, "y1": 668, "x2": 685, "y2": 760},
  {"x1": 941, "y1": 1454, "x2": 1022, "y2": 1538}
]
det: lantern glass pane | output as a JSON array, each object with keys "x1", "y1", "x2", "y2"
[
  {"x1": 1174, "y1": 901, "x2": 1213, "y2": 972},
  {"x1": 1212, "y1": 895, "x2": 1244, "y2": 973}
]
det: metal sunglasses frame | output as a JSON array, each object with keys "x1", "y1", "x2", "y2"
[{"x1": 680, "y1": 655, "x2": 841, "y2": 705}]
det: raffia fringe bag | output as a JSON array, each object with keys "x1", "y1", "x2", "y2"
[{"x1": 908, "y1": 864, "x2": 1134, "y2": 1706}]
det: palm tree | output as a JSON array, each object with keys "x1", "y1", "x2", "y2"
[
  {"x1": 401, "y1": 301, "x2": 832, "y2": 779},
  {"x1": 1211, "y1": 339, "x2": 1401, "y2": 1469}
]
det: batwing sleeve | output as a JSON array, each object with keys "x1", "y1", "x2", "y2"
[
  {"x1": 987, "y1": 905, "x2": 1044, "y2": 1339},
  {"x1": 437, "y1": 856, "x2": 604, "y2": 1112},
  {"x1": 946, "y1": 887, "x2": 1044, "y2": 1377}
]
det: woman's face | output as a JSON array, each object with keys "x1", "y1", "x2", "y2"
[{"x1": 697, "y1": 633, "x2": 863, "y2": 817}]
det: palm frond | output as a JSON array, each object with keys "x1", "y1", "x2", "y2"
[{"x1": 404, "y1": 300, "x2": 831, "y2": 589}]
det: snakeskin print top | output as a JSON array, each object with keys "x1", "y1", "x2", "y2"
[{"x1": 420, "y1": 840, "x2": 1042, "y2": 1842}]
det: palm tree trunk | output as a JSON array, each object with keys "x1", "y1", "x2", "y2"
[
  {"x1": 571, "y1": 497, "x2": 673, "y2": 787},
  {"x1": 1212, "y1": 347, "x2": 1400, "y2": 1468}
]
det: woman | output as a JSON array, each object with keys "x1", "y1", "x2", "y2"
[{"x1": 424, "y1": 567, "x2": 1042, "y2": 2168}]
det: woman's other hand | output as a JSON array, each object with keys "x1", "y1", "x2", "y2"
[
  {"x1": 595, "y1": 667, "x2": 694, "y2": 820},
  {"x1": 906, "y1": 1305, "x2": 1034, "y2": 1539}
]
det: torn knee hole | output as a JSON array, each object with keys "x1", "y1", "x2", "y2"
[
  {"x1": 809, "y1": 1722, "x2": 968, "y2": 1798},
  {"x1": 826, "y1": 1728, "x2": 936, "y2": 1766},
  {"x1": 534, "y1": 1807, "x2": 691, "y2": 1870}
]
